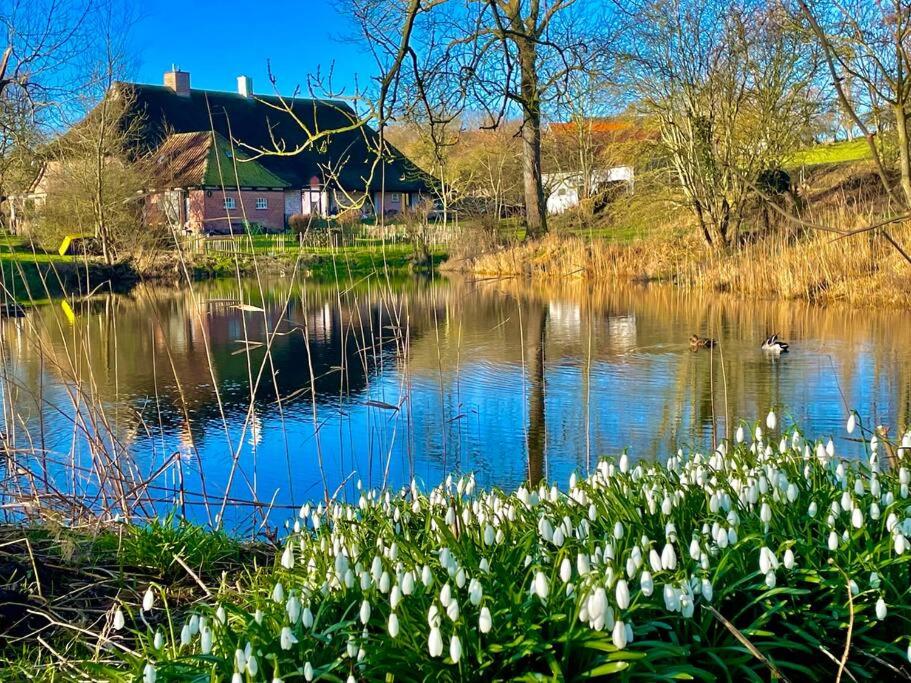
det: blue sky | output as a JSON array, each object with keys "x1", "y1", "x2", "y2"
[{"x1": 131, "y1": 0, "x2": 371, "y2": 96}]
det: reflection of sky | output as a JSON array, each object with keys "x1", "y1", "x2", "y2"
[{"x1": 1, "y1": 280, "x2": 909, "y2": 530}]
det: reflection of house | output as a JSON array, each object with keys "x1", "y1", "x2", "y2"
[
  {"x1": 13, "y1": 69, "x2": 430, "y2": 235},
  {"x1": 544, "y1": 167, "x2": 634, "y2": 215}
]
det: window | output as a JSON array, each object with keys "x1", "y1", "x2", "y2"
[
  {"x1": 256, "y1": 197, "x2": 268, "y2": 210},
  {"x1": 391, "y1": 193, "x2": 400, "y2": 202},
  {"x1": 224, "y1": 197, "x2": 235, "y2": 210}
]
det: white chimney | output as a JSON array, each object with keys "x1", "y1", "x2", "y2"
[{"x1": 237, "y1": 75, "x2": 253, "y2": 98}]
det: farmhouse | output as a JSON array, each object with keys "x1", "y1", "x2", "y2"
[{"x1": 14, "y1": 68, "x2": 429, "y2": 235}]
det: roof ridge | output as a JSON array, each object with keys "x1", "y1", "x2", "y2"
[{"x1": 117, "y1": 80, "x2": 349, "y2": 108}]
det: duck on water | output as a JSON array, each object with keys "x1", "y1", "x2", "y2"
[{"x1": 761, "y1": 334, "x2": 790, "y2": 353}]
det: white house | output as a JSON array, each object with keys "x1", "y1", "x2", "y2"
[{"x1": 544, "y1": 166, "x2": 635, "y2": 215}]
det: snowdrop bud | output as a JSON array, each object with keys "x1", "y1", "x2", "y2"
[
  {"x1": 272, "y1": 582, "x2": 285, "y2": 603},
  {"x1": 303, "y1": 663, "x2": 314, "y2": 682},
  {"x1": 852, "y1": 507, "x2": 864, "y2": 529},
  {"x1": 533, "y1": 571, "x2": 550, "y2": 600},
  {"x1": 765, "y1": 571, "x2": 776, "y2": 589},
  {"x1": 281, "y1": 544, "x2": 294, "y2": 569},
  {"x1": 359, "y1": 600, "x2": 371, "y2": 625},
  {"x1": 200, "y1": 628, "x2": 212, "y2": 654},
  {"x1": 613, "y1": 521, "x2": 624, "y2": 540},
  {"x1": 876, "y1": 597, "x2": 887, "y2": 620},
  {"x1": 828, "y1": 531, "x2": 839, "y2": 551},
  {"x1": 612, "y1": 619, "x2": 628, "y2": 649},
  {"x1": 847, "y1": 413, "x2": 856, "y2": 434},
  {"x1": 388, "y1": 612, "x2": 400, "y2": 638},
  {"x1": 143, "y1": 663, "x2": 156, "y2": 683},
  {"x1": 113, "y1": 609, "x2": 125, "y2": 630},
  {"x1": 153, "y1": 631, "x2": 163, "y2": 650},
  {"x1": 428, "y1": 627, "x2": 443, "y2": 657},
  {"x1": 649, "y1": 549, "x2": 662, "y2": 573},
  {"x1": 302, "y1": 607, "x2": 314, "y2": 628},
  {"x1": 895, "y1": 534, "x2": 907, "y2": 555},
  {"x1": 660, "y1": 543, "x2": 676, "y2": 570},
  {"x1": 142, "y1": 587, "x2": 155, "y2": 612},
  {"x1": 450, "y1": 634, "x2": 462, "y2": 663},
  {"x1": 766, "y1": 411, "x2": 777, "y2": 430},
  {"x1": 736, "y1": 426, "x2": 745, "y2": 444},
  {"x1": 640, "y1": 571, "x2": 654, "y2": 596},
  {"x1": 783, "y1": 548, "x2": 795, "y2": 570},
  {"x1": 808, "y1": 501, "x2": 818, "y2": 517},
  {"x1": 616, "y1": 579, "x2": 630, "y2": 610},
  {"x1": 422, "y1": 565, "x2": 433, "y2": 587},
  {"x1": 760, "y1": 502, "x2": 772, "y2": 524},
  {"x1": 479, "y1": 606, "x2": 492, "y2": 633},
  {"x1": 701, "y1": 578, "x2": 713, "y2": 602},
  {"x1": 560, "y1": 558, "x2": 572, "y2": 583}
]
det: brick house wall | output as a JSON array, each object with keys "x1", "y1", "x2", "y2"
[{"x1": 194, "y1": 189, "x2": 285, "y2": 234}]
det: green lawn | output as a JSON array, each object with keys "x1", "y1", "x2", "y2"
[
  {"x1": 0, "y1": 234, "x2": 80, "y2": 301},
  {"x1": 788, "y1": 139, "x2": 872, "y2": 166}
]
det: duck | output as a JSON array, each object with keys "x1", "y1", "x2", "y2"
[
  {"x1": 761, "y1": 333, "x2": 789, "y2": 353},
  {"x1": 690, "y1": 334, "x2": 717, "y2": 350}
]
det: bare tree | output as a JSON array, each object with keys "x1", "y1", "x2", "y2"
[{"x1": 622, "y1": 0, "x2": 818, "y2": 247}]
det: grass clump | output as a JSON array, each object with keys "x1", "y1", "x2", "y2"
[{"x1": 78, "y1": 415, "x2": 911, "y2": 681}]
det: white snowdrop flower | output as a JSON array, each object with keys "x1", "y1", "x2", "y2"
[
  {"x1": 876, "y1": 597, "x2": 887, "y2": 620},
  {"x1": 379, "y1": 571, "x2": 391, "y2": 593},
  {"x1": 808, "y1": 501, "x2": 818, "y2": 517},
  {"x1": 786, "y1": 483, "x2": 798, "y2": 503},
  {"x1": 760, "y1": 502, "x2": 772, "y2": 524},
  {"x1": 612, "y1": 619, "x2": 628, "y2": 649},
  {"x1": 143, "y1": 663, "x2": 156, "y2": 683},
  {"x1": 616, "y1": 579, "x2": 630, "y2": 609},
  {"x1": 661, "y1": 496, "x2": 673, "y2": 515},
  {"x1": 142, "y1": 587, "x2": 155, "y2": 612},
  {"x1": 847, "y1": 413, "x2": 856, "y2": 434},
  {"x1": 246, "y1": 655, "x2": 258, "y2": 677},
  {"x1": 736, "y1": 426, "x2": 745, "y2": 444},
  {"x1": 783, "y1": 548, "x2": 795, "y2": 570},
  {"x1": 755, "y1": 425, "x2": 763, "y2": 442},
  {"x1": 428, "y1": 626, "x2": 444, "y2": 657},
  {"x1": 907, "y1": 642, "x2": 911, "y2": 664},
  {"x1": 479, "y1": 606, "x2": 492, "y2": 633},
  {"x1": 180, "y1": 623, "x2": 191, "y2": 646},
  {"x1": 660, "y1": 543, "x2": 677, "y2": 570},
  {"x1": 235, "y1": 649, "x2": 247, "y2": 671},
  {"x1": 201, "y1": 627, "x2": 213, "y2": 654},
  {"x1": 759, "y1": 548, "x2": 772, "y2": 575},
  {"x1": 680, "y1": 592, "x2": 695, "y2": 618},
  {"x1": 359, "y1": 600, "x2": 371, "y2": 624},
  {"x1": 281, "y1": 544, "x2": 294, "y2": 569},
  {"x1": 689, "y1": 538, "x2": 700, "y2": 561},
  {"x1": 613, "y1": 521, "x2": 624, "y2": 540},
  {"x1": 153, "y1": 631, "x2": 163, "y2": 650},
  {"x1": 640, "y1": 571, "x2": 654, "y2": 596},
  {"x1": 450, "y1": 634, "x2": 462, "y2": 663},
  {"x1": 280, "y1": 626, "x2": 298, "y2": 650},
  {"x1": 302, "y1": 607, "x2": 314, "y2": 628},
  {"x1": 895, "y1": 534, "x2": 907, "y2": 555},
  {"x1": 826, "y1": 439, "x2": 835, "y2": 458},
  {"x1": 765, "y1": 571, "x2": 777, "y2": 589},
  {"x1": 272, "y1": 582, "x2": 285, "y2": 603},
  {"x1": 701, "y1": 578, "x2": 713, "y2": 602},
  {"x1": 852, "y1": 507, "x2": 864, "y2": 529},
  {"x1": 113, "y1": 609, "x2": 125, "y2": 631},
  {"x1": 446, "y1": 597, "x2": 460, "y2": 621},
  {"x1": 440, "y1": 583, "x2": 452, "y2": 608},
  {"x1": 286, "y1": 595, "x2": 301, "y2": 624},
  {"x1": 402, "y1": 571, "x2": 415, "y2": 595},
  {"x1": 533, "y1": 571, "x2": 550, "y2": 600},
  {"x1": 388, "y1": 612, "x2": 400, "y2": 638},
  {"x1": 649, "y1": 549, "x2": 662, "y2": 573},
  {"x1": 619, "y1": 453, "x2": 630, "y2": 474},
  {"x1": 589, "y1": 587, "x2": 607, "y2": 622},
  {"x1": 588, "y1": 504, "x2": 597, "y2": 521},
  {"x1": 303, "y1": 662, "x2": 314, "y2": 682},
  {"x1": 828, "y1": 531, "x2": 839, "y2": 551},
  {"x1": 469, "y1": 578, "x2": 483, "y2": 605},
  {"x1": 422, "y1": 565, "x2": 433, "y2": 588},
  {"x1": 869, "y1": 571, "x2": 881, "y2": 589},
  {"x1": 766, "y1": 411, "x2": 777, "y2": 430},
  {"x1": 577, "y1": 553, "x2": 591, "y2": 576},
  {"x1": 390, "y1": 584, "x2": 403, "y2": 610},
  {"x1": 553, "y1": 527, "x2": 565, "y2": 547},
  {"x1": 232, "y1": 674, "x2": 242, "y2": 683},
  {"x1": 560, "y1": 558, "x2": 572, "y2": 583},
  {"x1": 484, "y1": 525, "x2": 495, "y2": 546}
]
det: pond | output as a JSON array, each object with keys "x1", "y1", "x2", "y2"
[{"x1": 1, "y1": 274, "x2": 907, "y2": 530}]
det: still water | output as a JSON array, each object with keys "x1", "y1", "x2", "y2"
[{"x1": 1, "y1": 275, "x2": 908, "y2": 529}]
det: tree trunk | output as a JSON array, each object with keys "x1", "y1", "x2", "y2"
[
  {"x1": 895, "y1": 103, "x2": 911, "y2": 208},
  {"x1": 518, "y1": 38, "x2": 547, "y2": 239}
]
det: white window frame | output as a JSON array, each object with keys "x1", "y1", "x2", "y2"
[
  {"x1": 391, "y1": 192, "x2": 400, "y2": 202},
  {"x1": 256, "y1": 197, "x2": 268, "y2": 210},
  {"x1": 224, "y1": 197, "x2": 236, "y2": 210}
]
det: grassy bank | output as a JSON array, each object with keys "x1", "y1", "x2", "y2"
[{"x1": 5, "y1": 417, "x2": 911, "y2": 681}]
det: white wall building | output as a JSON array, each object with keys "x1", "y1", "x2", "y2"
[{"x1": 544, "y1": 167, "x2": 635, "y2": 215}]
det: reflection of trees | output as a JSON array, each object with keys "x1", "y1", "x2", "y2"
[{"x1": 525, "y1": 302, "x2": 547, "y2": 487}]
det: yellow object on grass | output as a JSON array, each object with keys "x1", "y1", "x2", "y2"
[
  {"x1": 60, "y1": 299, "x2": 75, "y2": 324},
  {"x1": 58, "y1": 234, "x2": 93, "y2": 256}
]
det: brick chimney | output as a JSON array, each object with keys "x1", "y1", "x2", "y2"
[
  {"x1": 237, "y1": 75, "x2": 253, "y2": 98},
  {"x1": 164, "y1": 67, "x2": 190, "y2": 97}
]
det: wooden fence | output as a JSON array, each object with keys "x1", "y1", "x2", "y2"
[{"x1": 183, "y1": 224, "x2": 460, "y2": 256}]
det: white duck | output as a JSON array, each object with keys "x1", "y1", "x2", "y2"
[{"x1": 761, "y1": 333, "x2": 789, "y2": 354}]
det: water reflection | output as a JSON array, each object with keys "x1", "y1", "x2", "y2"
[{"x1": 0, "y1": 275, "x2": 908, "y2": 529}]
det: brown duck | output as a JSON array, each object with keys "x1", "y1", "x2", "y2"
[{"x1": 690, "y1": 334, "x2": 717, "y2": 350}]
